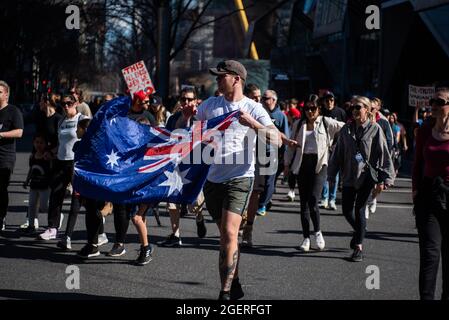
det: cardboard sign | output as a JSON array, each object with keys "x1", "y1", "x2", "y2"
[
  {"x1": 121, "y1": 61, "x2": 155, "y2": 96},
  {"x1": 409, "y1": 85, "x2": 435, "y2": 107}
]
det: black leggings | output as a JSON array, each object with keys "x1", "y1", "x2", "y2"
[
  {"x1": 415, "y1": 178, "x2": 449, "y2": 300},
  {"x1": 113, "y1": 204, "x2": 130, "y2": 244},
  {"x1": 0, "y1": 168, "x2": 12, "y2": 221},
  {"x1": 84, "y1": 199, "x2": 104, "y2": 245},
  {"x1": 65, "y1": 194, "x2": 104, "y2": 238},
  {"x1": 47, "y1": 160, "x2": 74, "y2": 228},
  {"x1": 341, "y1": 180, "x2": 374, "y2": 245},
  {"x1": 298, "y1": 154, "x2": 327, "y2": 238}
]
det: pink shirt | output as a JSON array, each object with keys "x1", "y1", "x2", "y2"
[{"x1": 423, "y1": 134, "x2": 449, "y2": 183}]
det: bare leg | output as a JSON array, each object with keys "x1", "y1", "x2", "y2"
[
  {"x1": 132, "y1": 204, "x2": 149, "y2": 246},
  {"x1": 168, "y1": 208, "x2": 180, "y2": 236},
  {"x1": 218, "y1": 210, "x2": 242, "y2": 292}
]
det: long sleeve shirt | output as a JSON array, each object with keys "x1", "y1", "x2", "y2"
[
  {"x1": 284, "y1": 116, "x2": 345, "y2": 174},
  {"x1": 328, "y1": 120, "x2": 395, "y2": 187}
]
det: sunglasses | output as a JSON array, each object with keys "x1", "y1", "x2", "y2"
[
  {"x1": 429, "y1": 98, "x2": 449, "y2": 107},
  {"x1": 140, "y1": 100, "x2": 150, "y2": 105},
  {"x1": 304, "y1": 106, "x2": 318, "y2": 112},
  {"x1": 352, "y1": 104, "x2": 364, "y2": 111},
  {"x1": 61, "y1": 101, "x2": 74, "y2": 107},
  {"x1": 262, "y1": 96, "x2": 273, "y2": 101},
  {"x1": 180, "y1": 97, "x2": 195, "y2": 102}
]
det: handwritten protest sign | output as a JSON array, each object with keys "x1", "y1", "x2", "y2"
[
  {"x1": 409, "y1": 85, "x2": 434, "y2": 108},
  {"x1": 122, "y1": 61, "x2": 155, "y2": 96}
]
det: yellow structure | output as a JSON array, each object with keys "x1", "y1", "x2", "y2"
[{"x1": 234, "y1": 0, "x2": 259, "y2": 60}]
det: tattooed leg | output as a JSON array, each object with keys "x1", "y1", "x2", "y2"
[{"x1": 219, "y1": 248, "x2": 238, "y2": 292}]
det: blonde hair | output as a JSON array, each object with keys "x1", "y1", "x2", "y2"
[
  {"x1": 152, "y1": 104, "x2": 168, "y2": 125},
  {"x1": 352, "y1": 96, "x2": 374, "y2": 121}
]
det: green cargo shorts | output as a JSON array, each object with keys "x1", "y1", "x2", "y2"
[{"x1": 203, "y1": 177, "x2": 254, "y2": 221}]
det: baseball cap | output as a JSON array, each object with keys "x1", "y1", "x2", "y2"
[
  {"x1": 133, "y1": 90, "x2": 148, "y2": 102},
  {"x1": 209, "y1": 60, "x2": 247, "y2": 82},
  {"x1": 324, "y1": 91, "x2": 335, "y2": 99},
  {"x1": 150, "y1": 95, "x2": 162, "y2": 106},
  {"x1": 288, "y1": 107, "x2": 301, "y2": 119}
]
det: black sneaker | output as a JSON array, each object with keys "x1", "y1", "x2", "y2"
[
  {"x1": 218, "y1": 291, "x2": 231, "y2": 301},
  {"x1": 136, "y1": 245, "x2": 153, "y2": 265},
  {"x1": 196, "y1": 218, "x2": 207, "y2": 238},
  {"x1": 107, "y1": 243, "x2": 126, "y2": 256},
  {"x1": 350, "y1": 247, "x2": 364, "y2": 262},
  {"x1": 77, "y1": 244, "x2": 100, "y2": 259},
  {"x1": 230, "y1": 278, "x2": 244, "y2": 300},
  {"x1": 157, "y1": 234, "x2": 182, "y2": 247},
  {"x1": 21, "y1": 225, "x2": 36, "y2": 235}
]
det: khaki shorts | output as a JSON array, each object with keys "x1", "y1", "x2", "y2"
[
  {"x1": 167, "y1": 191, "x2": 205, "y2": 214},
  {"x1": 203, "y1": 177, "x2": 254, "y2": 221}
]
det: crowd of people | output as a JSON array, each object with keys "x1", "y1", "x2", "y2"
[{"x1": 0, "y1": 60, "x2": 448, "y2": 301}]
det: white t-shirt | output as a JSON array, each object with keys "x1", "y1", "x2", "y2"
[
  {"x1": 303, "y1": 130, "x2": 318, "y2": 154},
  {"x1": 57, "y1": 113, "x2": 84, "y2": 161},
  {"x1": 197, "y1": 95, "x2": 273, "y2": 183}
]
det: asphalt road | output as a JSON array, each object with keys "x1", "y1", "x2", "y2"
[{"x1": 0, "y1": 125, "x2": 440, "y2": 300}]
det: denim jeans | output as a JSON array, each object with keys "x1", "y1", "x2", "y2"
[{"x1": 321, "y1": 172, "x2": 339, "y2": 201}]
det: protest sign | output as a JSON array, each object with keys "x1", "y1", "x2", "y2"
[
  {"x1": 409, "y1": 85, "x2": 434, "y2": 108},
  {"x1": 122, "y1": 61, "x2": 155, "y2": 96}
]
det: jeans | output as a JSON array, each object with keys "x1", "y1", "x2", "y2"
[
  {"x1": 321, "y1": 172, "x2": 339, "y2": 202},
  {"x1": 341, "y1": 180, "x2": 374, "y2": 245},
  {"x1": 27, "y1": 188, "x2": 50, "y2": 225},
  {"x1": 298, "y1": 154, "x2": 327, "y2": 238},
  {"x1": 259, "y1": 155, "x2": 284, "y2": 208},
  {"x1": 288, "y1": 172, "x2": 297, "y2": 190},
  {"x1": 0, "y1": 168, "x2": 12, "y2": 221},
  {"x1": 415, "y1": 178, "x2": 449, "y2": 300},
  {"x1": 47, "y1": 160, "x2": 74, "y2": 228}
]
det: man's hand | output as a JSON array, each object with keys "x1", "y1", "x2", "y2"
[
  {"x1": 373, "y1": 183, "x2": 384, "y2": 197},
  {"x1": 238, "y1": 110, "x2": 257, "y2": 129}
]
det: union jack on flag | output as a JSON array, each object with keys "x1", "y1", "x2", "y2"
[{"x1": 73, "y1": 96, "x2": 239, "y2": 204}]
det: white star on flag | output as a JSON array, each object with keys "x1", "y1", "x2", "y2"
[
  {"x1": 110, "y1": 118, "x2": 117, "y2": 125},
  {"x1": 159, "y1": 166, "x2": 191, "y2": 196},
  {"x1": 106, "y1": 149, "x2": 120, "y2": 169}
]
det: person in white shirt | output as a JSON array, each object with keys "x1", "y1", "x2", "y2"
[
  {"x1": 284, "y1": 94, "x2": 345, "y2": 252},
  {"x1": 197, "y1": 60, "x2": 282, "y2": 300},
  {"x1": 39, "y1": 94, "x2": 87, "y2": 240}
]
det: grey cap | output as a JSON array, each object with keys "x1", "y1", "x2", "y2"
[{"x1": 209, "y1": 60, "x2": 247, "y2": 82}]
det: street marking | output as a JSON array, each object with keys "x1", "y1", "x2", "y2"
[
  {"x1": 384, "y1": 189, "x2": 412, "y2": 193},
  {"x1": 376, "y1": 204, "x2": 413, "y2": 209}
]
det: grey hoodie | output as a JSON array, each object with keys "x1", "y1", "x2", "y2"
[{"x1": 328, "y1": 120, "x2": 395, "y2": 188}]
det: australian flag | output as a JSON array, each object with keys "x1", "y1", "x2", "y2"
[{"x1": 73, "y1": 96, "x2": 239, "y2": 204}]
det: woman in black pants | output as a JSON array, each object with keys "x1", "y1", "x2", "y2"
[
  {"x1": 413, "y1": 88, "x2": 449, "y2": 300},
  {"x1": 285, "y1": 95, "x2": 344, "y2": 251},
  {"x1": 39, "y1": 94, "x2": 85, "y2": 240},
  {"x1": 328, "y1": 96, "x2": 394, "y2": 262}
]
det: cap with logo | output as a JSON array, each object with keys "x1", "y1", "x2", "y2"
[
  {"x1": 209, "y1": 60, "x2": 247, "y2": 82},
  {"x1": 324, "y1": 91, "x2": 335, "y2": 99},
  {"x1": 150, "y1": 95, "x2": 162, "y2": 106}
]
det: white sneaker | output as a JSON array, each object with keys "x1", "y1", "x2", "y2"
[
  {"x1": 365, "y1": 206, "x2": 370, "y2": 220},
  {"x1": 315, "y1": 231, "x2": 325, "y2": 250},
  {"x1": 287, "y1": 190, "x2": 295, "y2": 201},
  {"x1": 98, "y1": 233, "x2": 109, "y2": 246},
  {"x1": 300, "y1": 238, "x2": 310, "y2": 252},
  {"x1": 368, "y1": 198, "x2": 377, "y2": 215},
  {"x1": 1, "y1": 220, "x2": 5, "y2": 231},
  {"x1": 318, "y1": 199, "x2": 328, "y2": 209},
  {"x1": 34, "y1": 218, "x2": 39, "y2": 229},
  {"x1": 20, "y1": 220, "x2": 29, "y2": 229},
  {"x1": 328, "y1": 200, "x2": 337, "y2": 211},
  {"x1": 39, "y1": 228, "x2": 57, "y2": 240},
  {"x1": 59, "y1": 213, "x2": 64, "y2": 230}
]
